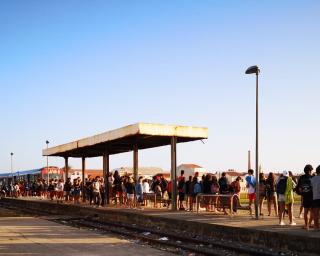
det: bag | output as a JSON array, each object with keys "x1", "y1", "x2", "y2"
[
  {"x1": 163, "y1": 191, "x2": 169, "y2": 200},
  {"x1": 276, "y1": 177, "x2": 287, "y2": 194}
]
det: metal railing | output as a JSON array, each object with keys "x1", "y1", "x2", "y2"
[{"x1": 195, "y1": 193, "x2": 238, "y2": 217}]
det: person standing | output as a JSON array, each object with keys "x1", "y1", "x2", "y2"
[
  {"x1": 245, "y1": 169, "x2": 256, "y2": 216},
  {"x1": 277, "y1": 171, "x2": 295, "y2": 226},
  {"x1": 297, "y1": 164, "x2": 314, "y2": 229},
  {"x1": 125, "y1": 177, "x2": 135, "y2": 209},
  {"x1": 259, "y1": 173, "x2": 267, "y2": 216},
  {"x1": 92, "y1": 177, "x2": 101, "y2": 207},
  {"x1": 64, "y1": 178, "x2": 72, "y2": 202},
  {"x1": 218, "y1": 172, "x2": 229, "y2": 214},
  {"x1": 135, "y1": 177, "x2": 143, "y2": 209},
  {"x1": 265, "y1": 172, "x2": 278, "y2": 216},
  {"x1": 177, "y1": 176, "x2": 186, "y2": 210},
  {"x1": 229, "y1": 176, "x2": 241, "y2": 214},
  {"x1": 311, "y1": 165, "x2": 320, "y2": 230},
  {"x1": 56, "y1": 179, "x2": 64, "y2": 203}
]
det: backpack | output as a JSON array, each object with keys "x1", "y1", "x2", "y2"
[
  {"x1": 178, "y1": 179, "x2": 185, "y2": 193},
  {"x1": 193, "y1": 183, "x2": 202, "y2": 195},
  {"x1": 298, "y1": 175, "x2": 312, "y2": 195},
  {"x1": 276, "y1": 177, "x2": 287, "y2": 194},
  {"x1": 219, "y1": 177, "x2": 229, "y2": 193}
]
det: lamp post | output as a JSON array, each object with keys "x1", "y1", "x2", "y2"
[
  {"x1": 10, "y1": 152, "x2": 14, "y2": 184},
  {"x1": 245, "y1": 65, "x2": 260, "y2": 220},
  {"x1": 46, "y1": 140, "x2": 49, "y2": 183}
]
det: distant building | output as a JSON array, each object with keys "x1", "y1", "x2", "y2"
[
  {"x1": 68, "y1": 169, "x2": 103, "y2": 180},
  {"x1": 177, "y1": 164, "x2": 206, "y2": 178},
  {"x1": 68, "y1": 167, "x2": 168, "y2": 180},
  {"x1": 112, "y1": 167, "x2": 168, "y2": 180}
]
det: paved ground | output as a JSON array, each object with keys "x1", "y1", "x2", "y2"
[
  {"x1": 4, "y1": 197, "x2": 320, "y2": 239},
  {"x1": 0, "y1": 208, "x2": 172, "y2": 256}
]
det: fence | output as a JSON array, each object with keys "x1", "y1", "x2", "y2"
[{"x1": 195, "y1": 193, "x2": 239, "y2": 216}]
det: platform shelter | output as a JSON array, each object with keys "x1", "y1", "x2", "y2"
[{"x1": 42, "y1": 123, "x2": 208, "y2": 210}]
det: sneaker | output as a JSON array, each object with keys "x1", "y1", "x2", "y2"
[
  {"x1": 290, "y1": 222, "x2": 297, "y2": 226},
  {"x1": 279, "y1": 221, "x2": 286, "y2": 226}
]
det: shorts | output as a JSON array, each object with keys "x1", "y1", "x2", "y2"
[
  {"x1": 179, "y1": 192, "x2": 185, "y2": 201},
  {"x1": 127, "y1": 193, "x2": 134, "y2": 200},
  {"x1": 278, "y1": 194, "x2": 285, "y2": 202},
  {"x1": 312, "y1": 199, "x2": 320, "y2": 208},
  {"x1": 248, "y1": 193, "x2": 256, "y2": 201},
  {"x1": 266, "y1": 192, "x2": 277, "y2": 201},
  {"x1": 73, "y1": 189, "x2": 81, "y2": 196},
  {"x1": 302, "y1": 196, "x2": 313, "y2": 208}
]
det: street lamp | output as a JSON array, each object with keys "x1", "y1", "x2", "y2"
[
  {"x1": 46, "y1": 140, "x2": 49, "y2": 183},
  {"x1": 245, "y1": 65, "x2": 260, "y2": 220}
]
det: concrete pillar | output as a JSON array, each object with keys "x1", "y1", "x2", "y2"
[
  {"x1": 82, "y1": 157, "x2": 85, "y2": 202},
  {"x1": 133, "y1": 144, "x2": 138, "y2": 183},
  {"x1": 103, "y1": 152, "x2": 110, "y2": 205},
  {"x1": 64, "y1": 157, "x2": 69, "y2": 181},
  {"x1": 171, "y1": 136, "x2": 177, "y2": 211}
]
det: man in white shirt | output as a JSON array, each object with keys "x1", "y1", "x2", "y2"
[
  {"x1": 92, "y1": 177, "x2": 101, "y2": 207},
  {"x1": 245, "y1": 169, "x2": 256, "y2": 216}
]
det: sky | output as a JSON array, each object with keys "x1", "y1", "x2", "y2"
[{"x1": 0, "y1": 0, "x2": 319, "y2": 174}]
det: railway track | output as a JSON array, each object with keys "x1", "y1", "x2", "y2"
[
  {"x1": 51, "y1": 216, "x2": 288, "y2": 256},
  {"x1": 0, "y1": 201, "x2": 298, "y2": 256}
]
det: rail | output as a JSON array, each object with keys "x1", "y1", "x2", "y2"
[
  {"x1": 143, "y1": 192, "x2": 171, "y2": 208},
  {"x1": 195, "y1": 193, "x2": 239, "y2": 216}
]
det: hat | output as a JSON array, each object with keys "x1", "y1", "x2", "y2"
[{"x1": 283, "y1": 170, "x2": 289, "y2": 177}]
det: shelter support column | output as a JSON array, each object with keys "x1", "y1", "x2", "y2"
[
  {"x1": 64, "y1": 157, "x2": 69, "y2": 181},
  {"x1": 103, "y1": 152, "x2": 110, "y2": 205},
  {"x1": 82, "y1": 157, "x2": 86, "y2": 202},
  {"x1": 171, "y1": 136, "x2": 177, "y2": 211},
  {"x1": 133, "y1": 144, "x2": 138, "y2": 183}
]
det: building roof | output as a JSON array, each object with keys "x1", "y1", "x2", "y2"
[
  {"x1": 113, "y1": 167, "x2": 167, "y2": 176},
  {"x1": 225, "y1": 171, "x2": 246, "y2": 177},
  {"x1": 178, "y1": 164, "x2": 203, "y2": 169},
  {"x1": 42, "y1": 123, "x2": 208, "y2": 158}
]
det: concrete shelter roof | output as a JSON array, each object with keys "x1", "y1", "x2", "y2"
[{"x1": 42, "y1": 123, "x2": 208, "y2": 158}]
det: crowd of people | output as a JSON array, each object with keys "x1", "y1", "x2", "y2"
[
  {"x1": 1, "y1": 164, "x2": 320, "y2": 230},
  {"x1": 246, "y1": 164, "x2": 320, "y2": 230}
]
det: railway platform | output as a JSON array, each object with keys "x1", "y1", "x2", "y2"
[{"x1": 1, "y1": 197, "x2": 319, "y2": 255}]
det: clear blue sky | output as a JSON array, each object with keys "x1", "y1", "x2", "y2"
[{"x1": 0, "y1": 0, "x2": 319, "y2": 174}]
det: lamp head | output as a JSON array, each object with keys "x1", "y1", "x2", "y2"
[
  {"x1": 46, "y1": 140, "x2": 49, "y2": 145},
  {"x1": 10, "y1": 152, "x2": 13, "y2": 156},
  {"x1": 245, "y1": 65, "x2": 260, "y2": 75}
]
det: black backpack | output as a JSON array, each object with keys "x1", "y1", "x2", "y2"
[
  {"x1": 298, "y1": 175, "x2": 312, "y2": 195},
  {"x1": 219, "y1": 177, "x2": 229, "y2": 193},
  {"x1": 276, "y1": 177, "x2": 287, "y2": 194}
]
